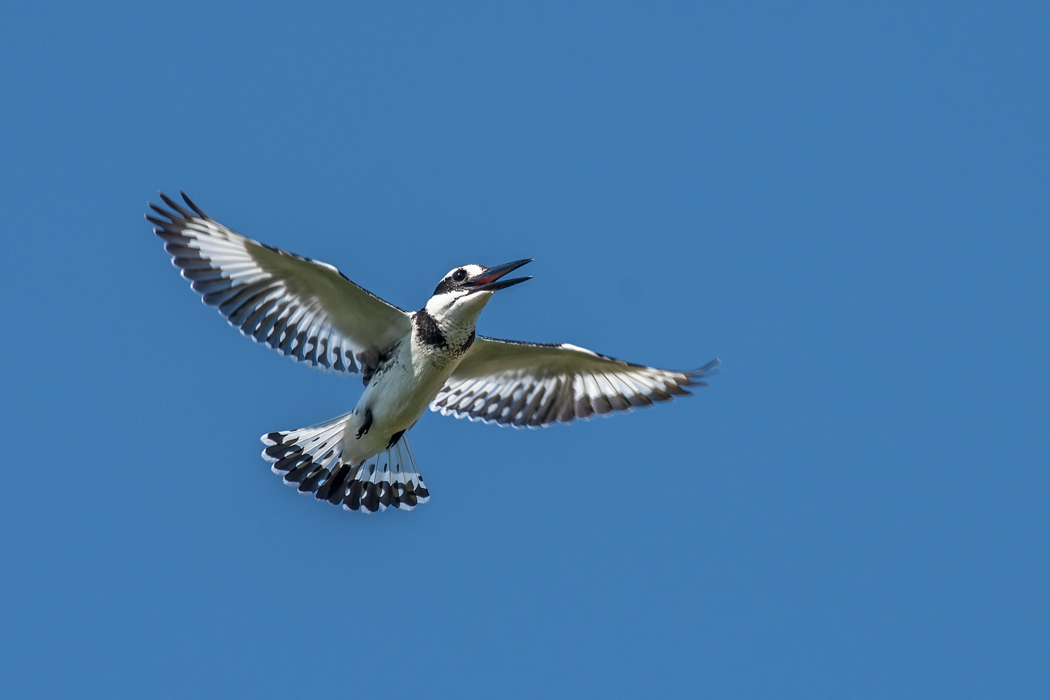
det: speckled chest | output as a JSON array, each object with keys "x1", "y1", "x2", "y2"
[{"x1": 412, "y1": 309, "x2": 475, "y2": 369}]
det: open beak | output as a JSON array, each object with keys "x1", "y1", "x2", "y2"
[{"x1": 465, "y1": 258, "x2": 533, "y2": 292}]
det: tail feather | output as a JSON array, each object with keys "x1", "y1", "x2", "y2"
[{"x1": 261, "y1": 414, "x2": 429, "y2": 514}]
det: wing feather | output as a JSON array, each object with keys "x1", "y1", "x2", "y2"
[
  {"x1": 149, "y1": 192, "x2": 411, "y2": 377},
  {"x1": 431, "y1": 336, "x2": 719, "y2": 427}
]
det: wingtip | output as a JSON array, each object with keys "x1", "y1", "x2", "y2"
[
  {"x1": 179, "y1": 190, "x2": 208, "y2": 219},
  {"x1": 158, "y1": 191, "x2": 179, "y2": 209},
  {"x1": 684, "y1": 358, "x2": 721, "y2": 384},
  {"x1": 154, "y1": 190, "x2": 203, "y2": 220}
]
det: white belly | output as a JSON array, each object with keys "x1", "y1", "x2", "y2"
[{"x1": 340, "y1": 340, "x2": 459, "y2": 466}]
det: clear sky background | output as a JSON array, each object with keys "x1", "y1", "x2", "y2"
[{"x1": 1, "y1": 1, "x2": 1047, "y2": 698}]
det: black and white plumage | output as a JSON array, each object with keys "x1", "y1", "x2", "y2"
[
  {"x1": 148, "y1": 193, "x2": 409, "y2": 379},
  {"x1": 149, "y1": 192, "x2": 719, "y2": 514},
  {"x1": 432, "y1": 339, "x2": 720, "y2": 427},
  {"x1": 260, "y1": 413, "x2": 428, "y2": 512}
]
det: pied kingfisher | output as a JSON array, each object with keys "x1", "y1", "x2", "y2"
[{"x1": 149, "y1": 192, "x2": 719, "y2": 514}]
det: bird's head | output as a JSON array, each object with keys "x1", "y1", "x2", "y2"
[{"x1": 424, "y1": 259, "x2": 533, "y2": 323}]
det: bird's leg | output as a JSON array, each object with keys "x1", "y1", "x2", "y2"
[
  {"x1": 355, "y1": 407, "x2": 373, "y2": 439},
  {"x1": 386, "y1": 429, "x2": 406, "y2": 450}
]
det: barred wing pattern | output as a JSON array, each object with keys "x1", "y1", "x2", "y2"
[
  {"x1": 431, "y1": 337, "x2": 720, "y2": 428},
  {"x1": 148, "y1": 192, "x2": 411, "y2": 377}
]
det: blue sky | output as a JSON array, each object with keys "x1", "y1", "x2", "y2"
[{"x1": 1, "y1": 1, "x2": 1047, "y2": 697}]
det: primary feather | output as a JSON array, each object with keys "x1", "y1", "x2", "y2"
[
  {"x1": 431, "y1": 338, "x2": 720, "y2": 427},
  {"x1": 149, "y1": 192, "x2": 410, "y2": 378}
]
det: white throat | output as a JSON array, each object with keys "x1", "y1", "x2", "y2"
[{"x1": 424, "y1": 289, "x2": 493, "y2": 326}]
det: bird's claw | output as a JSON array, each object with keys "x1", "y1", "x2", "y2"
[{"x1": 355, "y1": 408, "x2": 373, "y2": 440}]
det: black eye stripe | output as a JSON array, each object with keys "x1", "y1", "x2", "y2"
[{"x1": 433, "y1": 268, "x2": 471, "y2": 295}]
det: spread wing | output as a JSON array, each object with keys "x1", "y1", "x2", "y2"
[
  {"x1": 148, "y1": 192, "x2": 412, "y2": 378},
  {"x1": 430, "y1": 336, "x2": 720, "y2": 427}
]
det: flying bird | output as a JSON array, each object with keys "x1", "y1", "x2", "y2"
[{"x1": 148, "y1": 192, "x2": 719, "y2": 514}]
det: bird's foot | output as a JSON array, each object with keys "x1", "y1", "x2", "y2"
[
  {"x1": 355, "y1": 408, "x2": 373, "y2": 439},
  {"x1": 386, "y1": 429, "x2": 406, "y2": 450}
]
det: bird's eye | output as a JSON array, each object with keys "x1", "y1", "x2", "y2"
[{"x1": 452, "y1": 269, "x2": 467, "y2": 282}]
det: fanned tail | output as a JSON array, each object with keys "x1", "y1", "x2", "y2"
[{"x1": 261, "y1": 414, "x2": 429, "y2": 514}]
